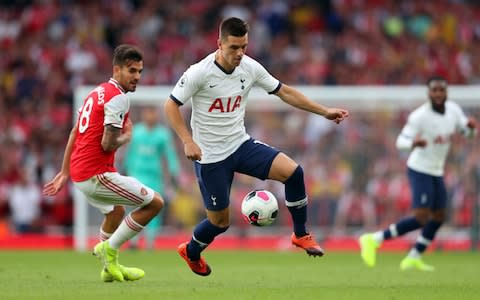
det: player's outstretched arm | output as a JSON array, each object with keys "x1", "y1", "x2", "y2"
[
  {"x1": 164, "y1": 98, "x2": 202, "y2": 161},
  {"x1": 43, "y1": 123, "x2": 78, "y2": 196},
  {"x1": 275, "y1": 84, "x2": 349, "y2": 124},
  {"x1": 43, "y1": 172, "x2": 69, "y2": 196}
]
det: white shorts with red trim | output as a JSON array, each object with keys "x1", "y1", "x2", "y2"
[{"x1": 73, "y1": 172, "x2": 154, "y2": 214}]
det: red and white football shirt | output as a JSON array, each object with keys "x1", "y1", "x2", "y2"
[{"x1": 70, "y1": 78, "x2": 129, "y2": 182}]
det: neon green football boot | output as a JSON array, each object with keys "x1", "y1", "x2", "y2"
[
  {"x1": 400, "y1": 257, "x2": 435, "y2": 272},
  {"x1": 358, "y1": 233, "x2": 380, "y2": 267},
  {"x1": 93, "y1": 241, "x2": 124, "y2": 282},
  {"x1": 101, "y1": 265, "x2": 145, "y2": 282}
]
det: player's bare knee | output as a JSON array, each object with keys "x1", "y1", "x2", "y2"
[
  {"x1": 413, "y1": 209, "x2": 431, "y2": 225},
  {"x1": 269, "y1": 154, "x2": 299, "y2": 182},
  {"x1": 432, "y1": 210, "x2": 446, "y2": 223},
  {"x1": 209, "y1": 218, "x2": 230, "y2": 228},
  {"x1": 208, "y1": 214, "x2": 230, "y2": 228},
  {"x1": 206, "y1": 207, "x2": 230, "y2": 227},
  {"x1": 284, "y1": 165, "x2": 303, "y2": 184},
  {"x1": 150, "y1": 194, "x2": 164, "y2": 213}
]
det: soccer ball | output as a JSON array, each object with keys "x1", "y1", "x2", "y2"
[{"x1": 241, "y1": 189, "x2": 279, "y2": 226}]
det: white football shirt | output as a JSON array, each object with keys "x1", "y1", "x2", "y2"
[
  {"x1": 170, "y1": 52, "x2": 281, "y2": 163},
  {"x1": 396, "y1": 101, "x2": 472, "y2": 176}
]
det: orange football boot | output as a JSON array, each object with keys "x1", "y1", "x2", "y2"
[
  {"x1": 291, "y1": 233, "x2": 325, "y2": 257},
  {"x1": 177, "y1": 242, "x2": 212, "y2": 276}
]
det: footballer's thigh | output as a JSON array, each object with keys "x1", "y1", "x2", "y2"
[
  {"x1": 194, "y1": 161, "x2": 233, "y2": 227},
  {"x1": 73, "y1": 172, "x2": 155, "y2": 214},
  {"x1": 268, "y1": 153, "x2": 299, "y2": 182},
  {"x1": 233, "y1": 138, "x2": 288, "y2": 182},
  {"x1": 407, "y1": 168, "x2": 438, "y2": 224}
]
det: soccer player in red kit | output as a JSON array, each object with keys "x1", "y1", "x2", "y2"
[{"x1": 43, "y1": 45, "x2": 164, "y2": 282}]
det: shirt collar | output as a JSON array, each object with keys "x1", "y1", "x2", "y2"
[{"x1": 108, "y1": 78, "x2": 125, "y2": 93}]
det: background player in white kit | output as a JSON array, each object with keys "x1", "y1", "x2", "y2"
[
  {"x1": 359, "y1": 76, "x2": 477, "y2": 271},
  {"x1": 164, "y1": 17, "x2": 349, "y2": 276},
  {"x1": 43, "y1": 45, "x2": 164, "y2": 282}
]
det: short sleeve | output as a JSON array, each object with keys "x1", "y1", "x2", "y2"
[
  {"x1": 396, "y1": 110, "x2": 421, "y2": 150},
  {"x1": 104, "y1": 94, "x2": 129, "y2": 128},
  {"x1": 170, "y1": 66, "x2": 203, "y2": 104},
  {"x1": 451, "y1": 102, "x2": 469, "y2": 131},
  {"x1": 252, "y1": 59, "x2": 281, "y2": 94},
  {"x1": 402, "y1": 112, "x2": 421, "y2": 138}
]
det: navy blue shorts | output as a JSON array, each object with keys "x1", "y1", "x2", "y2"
[
  {"x1": 407, "y1": 167, "x2": 447, "y2": 210},
  {"x1": 194, "y1": 138, "x2": 280, "y2": 211}
]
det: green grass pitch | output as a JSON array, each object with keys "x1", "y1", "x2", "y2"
[{"x1": 0, "y1": 250, "x2": 478, "y2": 300}]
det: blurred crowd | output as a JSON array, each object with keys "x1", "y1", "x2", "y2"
[{"x1": 1, "y1": 0, "x2": 480, "y2": 236}]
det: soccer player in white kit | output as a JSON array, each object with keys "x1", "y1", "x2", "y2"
[
  {"x1": 43, "y1": 45, "x2": 165, "y2": 282},
  {"x1": 359, "y1": 76, "x2": 477, "y2": 271},
  {"x1": 164, "y1": 17, "x2": 349, "y2": 276}
]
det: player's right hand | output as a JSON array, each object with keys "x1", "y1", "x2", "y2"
[
  {"x1": 184, "y1": 141, "x2": 202, "y2": 161},
  {"x1": 412, "y1": 136, "x2": 427, "y2": 148},
  {"x1": 43, "y1": 172, "x2": 69, "y2": 196},
  {"x1": 325, "y1": 108, "x2": 349, "y2": 124}
]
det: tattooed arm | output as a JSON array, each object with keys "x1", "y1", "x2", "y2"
[{"x1": 101, "y1": 118, "x2": 133, "y2": 152}]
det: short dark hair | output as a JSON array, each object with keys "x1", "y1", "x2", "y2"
[
  {"x1": 427, "y1": 75, "x2": 447, "y2": 88},
  {"x1": 112, "y1": 44, "x2": 143, "y2": 67},
  {"x1": 219, "y1": 17, "x2": 249, "y2": 41}
]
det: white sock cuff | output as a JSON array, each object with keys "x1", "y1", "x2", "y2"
[
  {"x1": 125, "y1": 214, "x2": 144, "y2": 232},
  {"x1": 100, "y1": 229, "x2": 112, "y2": 241},
  {"x1": 192, "y1": 234, "x2": 209, "y2": 247},
  {"x1": 389, "y1": 224, "x2": 398, "y2": 237},
  {"x1": 285, "y1": 197, "x2": 308, "y2": 207},
  {"x1": 416, "y1": 235, "x2": 432, "y2": 246},
  {"x1": 373, "y1": 231, "x2": 384, "y2": 243},
  {"x1": 408, "y1": 248, "x2": 421, "y2": 259}
]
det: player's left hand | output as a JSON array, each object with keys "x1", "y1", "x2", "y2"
[
  {"x1": 43, "y1": 172, "x2": 69, "y2": 196},
  {"x1": 325, "y1": 108, "x2": 349, "y2": 124}
]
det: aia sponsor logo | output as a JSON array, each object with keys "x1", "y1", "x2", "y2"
[
  {"x1": 433, "y1": 134, "x2": 451, "y2": 144},
  {"x1": 208, "y1": 96, "x2": 242, "y2": 113}
]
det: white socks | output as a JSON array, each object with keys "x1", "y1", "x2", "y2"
[
  {"x1": 373, "y1": 231, "x2": 384, "y2": 244},
  {"x1": 108, "y1": 214, "x2": 144, "y2": 249},
  {"x1": 407, "y1": 248, "x2": 421, "y2": 259},
  {"x1": 99, "y1": 229, "x2": 112, "y2": 241}
]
